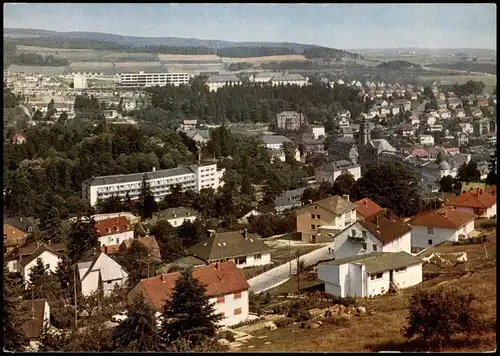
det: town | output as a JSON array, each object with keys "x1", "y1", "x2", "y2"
[{"x1": 3, "y1": 3, "x2": 497, "y2": 353}]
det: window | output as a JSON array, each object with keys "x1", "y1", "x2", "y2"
[
  {"x1": 234, "y1": 308, "x2": 242, "y2": 315},
  {"x1": 234, "y1": 292, "x2": 242, "y2": 299},
  {"x1": 216, "y1": 296, "x2": 225, "y2": 304},
  {"x1": 236, "y1": 256, "x2": 247, "y2": 265},
  {"x1": 351, "y1": 229, "x2": 356, "y2": 236},
  {"x1": 254, "y1": 254, "x2": 262, "y2": 260},
  {"x1": 310, "y1": 214, "x2": 315, "y2": 219},
  {"x1": 316, "y1": 214, "x2": 321, "y2": 220},
  {"x1": 428, "y1": 239, "x2": 433, "y2": 246},
  {"x1": 362, "y1": 231, "x2": 367, "y2": 238},
  {"x1": 372, "y1": 244, "x2": 377, "y2": 252},
  {"x1": 361, "y1": 243, "x2": 367, "y2": 250},
  {"x1": 370, "y1": 272, "x2": 383, "y2": 280},
  {"x1": 314, "y1": 205, "x2": 318, "y2": 210},
  {"x1": 311, "y1": 224, "x2": 316, "y2": 230},
  {"x1": 108, "y1": 237, "x2": 112, "y2": 243},
  {"x1": 395, "y1": 267, "x2": 407, "y2": 273},
  {"x1": 116, "y1": 238, "x2": 119, "y2": 244},
  {"x1": 427, "y1": 227, "x2": 434, "y2": 235}
]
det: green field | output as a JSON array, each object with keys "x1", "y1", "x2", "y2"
[{"x1": 417, "y1": 73, "x2": 496, "y2": 92}]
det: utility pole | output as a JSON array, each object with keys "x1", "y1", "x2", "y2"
[
  {"x1": 296, "y1": 249, "x2": 300, "y2": 296},
  {"x1": 73, "y1": 265, "x2": 78, "y2": 329},
  {"x1": 288, "y1": 239, "x2": 292, "y2": 276}
]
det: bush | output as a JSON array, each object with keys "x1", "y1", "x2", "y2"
[
  {"x1": 452, "y1": 235, "x2": 489, "y2": 245},
  {"x1": 477, "y1": 219, "x2": 496, "y2": 228},
  {"x1": 326, "y1": 295, "x2": 357, "y2": 307},
  {"x1": 403, "y1": 286, "x2": 484, "y2": 347},
  {"x1": 51, "y1": 305, "x2": 74, "y2": 329},
  {"x1": 326, "y1": 316, "x2": 351, "y2": 326},
  {"x1": 217, "y1": 331, "x2": 235, "y2": 342},
  {"x1": 274, "y1": 317, "x2": 295, "y2": 328}
]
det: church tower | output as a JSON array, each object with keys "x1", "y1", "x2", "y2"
[{"x1": 359, "y1": 116, "x2": 371, "y2": 146}]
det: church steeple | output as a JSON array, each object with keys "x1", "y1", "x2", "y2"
[{"x1": 359, "y1": 116, "x2": 371, "y2": 146}]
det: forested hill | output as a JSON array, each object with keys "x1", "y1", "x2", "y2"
[
  {"x1": 4, "y1": 27, "x2": 358, "y2": 58},
  {"x1": 377, "y1": 60, "x2": 421, "y2": 70}
]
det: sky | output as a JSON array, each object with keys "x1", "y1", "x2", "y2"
[{"x1": 3, "y1": 3, "x2": 497, "y2": 49}]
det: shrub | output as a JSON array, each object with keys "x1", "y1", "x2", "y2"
[
  {"x1": 477, "y1": 219, "x2": 496, "y2": 228},
  {"x1": 327, "y1": 316, "x2": 351, "y2": 326},
  {"x1": 51, "y1": 305, "x2": 74, "y2": 329},
  {"x1": 326, "y1": 295, "x2": 356, "y2": 307},
  {"x1": 403, "y1": 286, "x2": 484, "y2": 347},
  {"x1": 274, "y1": 317, "x2": 294, "y2": 328},
  {"x1": 452, "y1": 235, "x2": 489, "y2": 245},
  {"x1": 217, "y1": 331, "x2": 235, "y2": 342}
]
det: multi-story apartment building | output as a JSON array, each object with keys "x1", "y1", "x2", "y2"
[
  {"x1": 206, "y1": 74, "x2": 241, "y2": 92},
  {"x1": 82, "y1": 163, "x2": 225, "y2": 206},
  {"x1": 119, "y1": 71, "x2": 192, "y2": 87},
  {"x1": 275, "y1": 111, "x2": 306, "y2": 131}
]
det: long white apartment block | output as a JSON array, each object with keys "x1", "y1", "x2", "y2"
[
  {"x1": 119, "y1": 71, "x2": 193, "y2": 87},
  {"x1": 82, "y1": 163, "x2": 225, "y2": 206}
]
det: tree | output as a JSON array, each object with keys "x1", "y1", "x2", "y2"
[
  {"x1": 439, "y1": 175, "x2": 455, "y2": 193},
  {"x1": 4, "y1": 266, "x2": 29, "y2": 351},
  {"x1": 115, "y1": 240, "x2": 159, "y2": 286},
  {"x1": 53, "y1": 256, "x2": 73, "y2": 300},
  {"x1": 403, "y1": 286, "x2": 483, "y2": 348},
  {"x1": 351, "y1": 163, "x2": 422, "y2": 217},
  {"x1": 486, "y1": 150, "x2": 497, "y2": 185},
  {"x1": 112, "y1": 293, "x2": 163, "y2": 351},
  {"x1": 39, "y1": 206, "x2": 62, "y2": 243},
  {"x1": 456, "y1": 161, "x2": 481, "y2": 183},
  {"x1": 67, "y1": 216, "x2": 100, "y2": 262},
  {"x1": 139, "y1": 175, "x2": 158, "y2": 220},
  {"x1": 26, "y1": 258, "x2": 61, "y2": 302},
  {"x1": 331, "y1": 171, "x2": 355, "y2": 196},
  {"x1": 160, "y1": 267, "x2": 223, "y2": 344}
]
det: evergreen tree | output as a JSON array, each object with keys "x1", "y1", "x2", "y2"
[
  {"x1": 139, "y1": 174, "x2": 158, "y2": 220},
  {"x1": 54, "y1": 256, "x2": 73, "y2": 299},
  {"x1": 39, "y1": 206, "x2": 62, "y2": 243},
  {"x1": 68, "y1": 216, "x2": 100, "y2": 262},
  {"x1": 3, "y1": 265, "x2": 29, "y2": 351},
  {"x1": 112, "y1": 293, "x2": 163, "y2": 351},
  {"x1": 160, "y1": 267, "x2": 222, "y2": 344},
  {"x1": 26, "y1": 258, "x2": 61, "y2": 302}
]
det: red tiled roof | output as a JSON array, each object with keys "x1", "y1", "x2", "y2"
[
  {"x1": 444, "y1": 189, "x2": 496, "y2": 209},
  {"x1": 95, "y1": 216, "x2": 133, "y2": 237},
  {"x1": 136, "y1": 262, "x2": 250, "y2": 310},
  {"x1": 355, "y1": 198, "x2": 384, "y2": 219},
  {"x1": 358, "y1": 209, "x2": 412, "y2": 245},
  {"x1": 408, "y1": 207, "x2": 476, "y2": 229}
]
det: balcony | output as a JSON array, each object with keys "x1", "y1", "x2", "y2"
[{"x1": 348, "y1": 235, "x2": 367, "y2": 244}]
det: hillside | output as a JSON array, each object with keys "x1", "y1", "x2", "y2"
[
  {"x1": 427, "y1": 62, "x2": 497, "y2": 75},
  {"x1": 377, "y1": 60, "x2": 422, "y2": 70}
]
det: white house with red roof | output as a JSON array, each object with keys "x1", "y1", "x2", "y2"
[
  {"x1": 95, "y1": 216, "x2": 134, "y2": 248},
  {"x1": 11, "y1": 133, "x2": 27, "y2": 145},
  {"x1": 127, "y1": 262, "x2": 250, "y2": 327},
  {"x1": 444, "y1": 188, "x2": 496, "y2": 218},
  {"x1": 332, "y1": 209, "x2": 412, "y2": 260},
  {"x1": 407, "y1": 207, "x2": 476, "y2": 248}
]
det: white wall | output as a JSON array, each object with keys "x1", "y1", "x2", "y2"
[
  {"x1": 215, "y1": 252, "x2": 272, "y2": 269},
  {"x1": 366, "y1": 270, "x2": 390, "y2": 297},
  {"x1": 166, "y1": 215, "x2": 197, "y2": 227},
  {"x1": 333, "y1": 222, "x2": 383, "y2": 260},
  {"x1": 392, "y1": 263, "x2": 422, "y2": 289},
  {"x1": 81, "y1": 270, "x2": 100, "y2": 296},
  {"x1": 23, "y1": 251, "x2": 61, "y2": 284},
  {"x1": 99, "y1": 230, "x2": 134, "y2": 247},
  {"x1": 348, "y1": 263, "x2": 363, "y2": 298},
  {"x1": 211, "y1": 290, "x2": 249, "y2": 326},
  {"x1": 485, "y1": 205, "x2": 497, "y2": 218},
  {"x1": 315, "y1": 167, "x2": 361, "y2": 185},
  {"x1": 410, "y1": 223, "x2": 473, "y2": 249},
  {"x1": 382, "y1": 231, "x2": 412, "y2": 253}
]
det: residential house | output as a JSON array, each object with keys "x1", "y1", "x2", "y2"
[
  {"x1": 3, "y1": 216, "x2": 37, "y2": 252},
  {"x1": 274, "y1": 187, "x2": 307, "y2": 213},
  {"x1": 189, "y1": 229, "x2": 274, "y2": 268},
  {"x1": 438, "y1": 109, "x2": 451, "y2": 120},
  {"x1": 419, "y1": 135, "x2": 435, "y2": 146},
  {"x1": 11, "y1": 133, "x2": 27, "y2": 145},
  {"x1": 5, "y1": 241, "x2": 66, "y2": 277},
  {"x1": 458, "y1": 122, "x2": 473, "y2": 134},
  {"x1": 314, "y1": 160, "x2": 361, "y2": 185},
  {"x1": 447, "y1": 97, "x2": 462, "y2": 110},
  {"x1": 77, "y1": 251, "x2": 129, "y2": 296},
  {"x1": 475, "y1": 95, "x2": 489, "y2": 107},
  {"x1": 148, "y1": 206, "x2": 198, "y2": 227},
  {"x1": 405, "y1": 90, "x2": 417, "y2": 100},
  {"x1": 159, "y1": 255, "x2": 207, "y2": 273},
  {"x1": 338, "y1": 116, "x2": 350, "y2": 130},
  {"x1": 422, "y1": 114, "x2": 436, "y2": 126},
  {"x1": 295, "y1": 195, "x2": 356, "y2": 243},
  {"x1": 331, "y1": 209, "x2": 412, "y2": 260},
  {"x1": 453, "y1": 108, "x2": 466, "y2": 118},
  {"x1": 206, "y1": 74, "x2": 241, "y2": 92},
  {"x1": 455, "y1": 132, "x2": 469, "y2": 146},
  {"x1": 311, "y1": 125, "x2": 325, "y2": 139},
  {"x1": 473, "y1": 119, "x2": 490, "y2": 136},
  {"x1": 21, "y1": 299, "x2": 50, "y2": 351},
  {"x1": 328, "y1": 137, "x2": 359, "y2": 163},
  {"x1": 437, "y1": 100, "x2": 448, "y2": 110},
  {"x1": 390, "y1": 106, "x2": 400, "y2": 116},
  {"x1": 355, "y1": 198, "x2": 383, "y2": 220},
  {"x1": 95, "y1": 216, "x2": 134, "y2": 248},
  {"x1": 301, "y1": 137, "x2": 326, "y2": 155},
  {"x1": 469, "y1": 106, "x2": 483, "y2": 118},
  {"x1": 341, "y1": 127, "x2": 355, "y2": 139},
  {"x1": 398, "y1": 123, "x2": 415, "y2": 137},
  {"x1": 407, "y1": 207, "x2": 476, "y2": 248},
  {"x1": 428, "y1": 124, "x2": 443, "y2": 132},
  {"x1": 261, "y1": 135, "x2": 300, "y2": 161},
  {"x1": 183, "y1": 129, "x2": 210, "y2": 144},
  {"x1": 128, "y1": 262, "x2": 250, "y2": 326},
  {"x1": 444, "y1": 189, "x2": 496, "y2": 218},
  {"x1": 119, "y1": 235, "x2": 162, "y2": 261},
  {"x1": 317, "y1": 252, "x2": 423, "y2": 298},
  {"x1": 408, "y1": 115, "x2": 420, "y2": 128},
  {"x1": 275, "y1": 111, "x2": 306, "y2": 131}
]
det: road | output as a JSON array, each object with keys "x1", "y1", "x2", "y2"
[
  {"x1": 412, "y1": 99, "x2": 428, "y2": 118},
  {"x1": 248, "y1": 242, "x2": 335, "y2": 294}
]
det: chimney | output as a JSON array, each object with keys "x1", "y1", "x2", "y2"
[
  {"x1": 374, "y1": 215, "x2": 379, "y2": 227},
  {"x1": 363, "y1": 200, "x2": 368, "y2": 206},
  {"x1": 243, "y1": 229, "x2": 248, "y2": 239},
  {"x1": 343, "y1": 195, "x2": 350, "y2": 202}
]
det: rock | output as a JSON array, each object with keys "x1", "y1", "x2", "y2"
[
  {"x1": 317, "y1": 320, "x2": 323, "y2": 325},
  {"x1": 340, "y1": 313, "x2": 352, "y2": 320},
  {"x1": 264, "y1": 342, "x2": 272, "y2": 345},
  {"x1": 310, "y1": 323, "x2": 320, "y2": 329},
  {"x1": 218, "y1": 339, "x2": 230, "y2": 345},
  {"x1": 247, "y1": 345, "x2": 255, "y2": 349},
  {"x1": 357, "y1": 306, "x2": 367, "y2": 314},
  {"x1": 264, "y1": 322, "x2": 277, "y2": 331},
  {"x1": 257, "y1": 336, "x2": 268, "y2": 339}
]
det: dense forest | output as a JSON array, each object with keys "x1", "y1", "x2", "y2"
[
  {"x1": 216, "y1": 46, "x2": 295, "y2": 58},
  {"x1": 144, "y1": 79, "x2": 368, "y2": 125},
  {"x1": 260, "y1": 60, "x2": 328, "y2": 71},
  {"x1": 441, "y1": 80, "x2": 486, "y2": 96},
  {"x1": 228, "y1": 62, "x2": 254, "y2": 71},
  {"x1": 303, "y1": 46, "x2": 362, "y2": 60},
  {"x1": 5, "y1": 37, "x2": 131, "y2": 51},
  {"x1": 141, "y1": 45, "x2": 216, "y2": 55},
  {"x1": 10, "y1": 52, "x2": 70, "y2": 66}
]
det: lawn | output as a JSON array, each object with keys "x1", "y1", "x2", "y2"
[
  {"x1": 417, "y1": 73, "x2": 497, "y2": 93},
  {"x1": 242, "y1": 229, "x2": 496, "y2": 352}
]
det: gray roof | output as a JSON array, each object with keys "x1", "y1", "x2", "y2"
[
  {"x1": 272, "y1": 72, "x2": 306, "y2": 81},
  {"x1": 115, "y1": 66, "x2": 169, "y2": 73},
  {"x1": 63, "y1": 66, "x2": 117, "y2": 75},
  {"x1": 207, "y1": 74, "x2": 241, "y2": 83},
  {"x1": 3, "y1": 216, "x2": 37, "y2": 233},
  {"x1": 369, "y1": 139, "x2": 396, "y2": 153},
  {"x1": 184, "y1": 129, "x2": 210, "y2": 139},
  {"x1": 189, "y1": 230, "x2": 274, "y2": 261},
  {"x1": 320, "y1": 251, "x2": 422, "y2": 274},
  {"x1": 160, "y1": 256, "x2": 208, "y2": 273},
  {"x1": 297, "y1": 195, "x2": 356, "y2": 216},
  {"x1": 319, "y1": 160, "x2": 360, "y2": 172},
  {"x1": 261, "y1": 135, "x2": 293, "y2": 145},
  {"x1": 275, "y1": 188, "x2": 306, "y2": 207},
  {"x1": 156, "y1": 207, "x2": 199, "y2": 220},
  {"x1": 83, "y1": 167, "x2": 194, "y2": 186},
  {"x1": 6, "y1": 65, "x2": 66, "y2": 76}
]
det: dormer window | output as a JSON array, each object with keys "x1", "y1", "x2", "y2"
[{"x1": 106, "y1": 228, "x2": 111, "y2": 233}]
